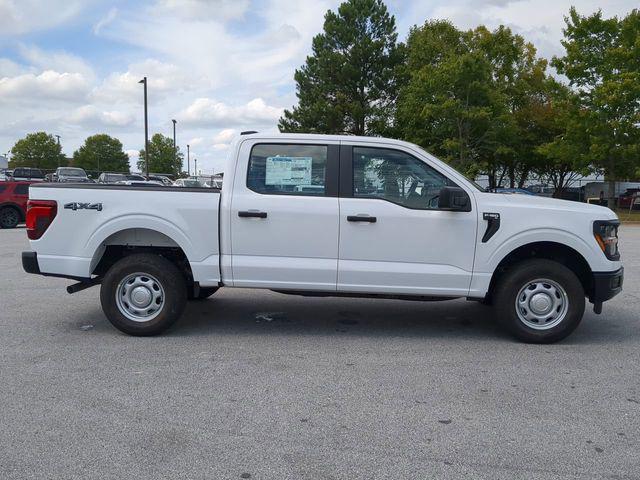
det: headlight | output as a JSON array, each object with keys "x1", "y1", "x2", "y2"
[{"x1": 593, "y1": 220, "x2": 620, "y2": 260}]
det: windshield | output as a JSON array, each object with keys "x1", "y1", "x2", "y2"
[
  {"x1": 412, "y1": 144, "x2": 485, "y2": 192},
  {"x1": 182, "y1": 179, "x2": 205, "y2": 187},
  {"x1": 59, "y1": 168, "x2": 86, "y2": 177},
  {"x1": 106, "y1": 174, "x2": 127, "y2": 182}
]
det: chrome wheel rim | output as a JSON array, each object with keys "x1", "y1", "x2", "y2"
[
  {"x1": 116, "y1": 273, "x2": 164, "y2": 322},
  {"x1": 515, "y1": 278, "x2": 569, "y2": 330}
]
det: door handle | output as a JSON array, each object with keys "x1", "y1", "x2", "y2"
[
  {"x1": 347, "y1": 215, "x2": 376, "y2": 223},
  {"x1": 238, "y1": 210, "x2": 267, "y2": 219}
]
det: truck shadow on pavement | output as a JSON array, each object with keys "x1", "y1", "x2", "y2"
[
  {"x1": 160, "y1": 289, "x2": 614, "y2": 344},
  {"x1": 70, "y1": 290, "x2": 628, "y2": 344}
]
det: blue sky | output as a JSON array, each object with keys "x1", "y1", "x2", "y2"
[{"x1": 0, "y1": 0, "x2": 636, "y2": 173}]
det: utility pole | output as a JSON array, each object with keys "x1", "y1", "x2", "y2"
[
  {"x1": 138, "y1": 77, "x2": 149, "y2": 180},
  {"x1": 172, "y1": 119, "x2": 177, "y2": 175},
  {"x1": 55, "y1": 135, "x2": 61, "y2": 167},
  {"x1": 187, "y1": 144, "x2": 190, "y2": 177}
]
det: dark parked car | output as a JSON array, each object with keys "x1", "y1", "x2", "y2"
[
  {"x1": 10, "y1": 167, "x2": 44, "y2": 181},
  {"x1": 0, "y1": 181, "x2": 32, "y2": 228},
  {"x1": 53, "y1": 167, "x2": 92, "y2": 183}
]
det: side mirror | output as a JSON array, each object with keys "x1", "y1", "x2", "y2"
[{"x1": 438, "y1": 186, "x2": 471, "y2": 211}]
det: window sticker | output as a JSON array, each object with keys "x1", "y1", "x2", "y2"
[{"x1": 265, "y1": 156, "x2": 313, "y2": 186}]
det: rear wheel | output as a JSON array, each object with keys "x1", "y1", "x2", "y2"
[
  {"x1": 493, "y1": 259, "x2": 585, "y2": 343},
  {"x1": 0, "y1": 207, "x2": 20, "y2": 229},
  {"x1": 100, "y1": 253, "x2": 187, "y2": 336}
]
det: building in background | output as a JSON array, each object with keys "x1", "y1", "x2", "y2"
[{"x1": 0, "y1": 155, "x2": 7, "y2": 169}]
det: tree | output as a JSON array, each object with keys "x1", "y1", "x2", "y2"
[
  {"x1": 73, "y1": 134, "x2": 130, "y2": 173},
  {"x1": 552, "y1": 8, "x2": 640, "y2": 207},
  {"x1": 9, "y1": 132, "x2": 66, "y2": 170},
  {"x1": 396, "y1": 21, "x2": 560, "y2": 189},
  {"x1": 278, "y1": 0, "x2": 404, "y2": 136},
  {"x1": 535, "y1": 89, "x2": 593, "y2": 196},
  {"x1": 138, "y1": 133, "x2": 183, "y2": 176}
]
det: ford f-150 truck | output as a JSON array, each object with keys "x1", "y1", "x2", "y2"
[{"x1": 21, "y1": 133, "x2": 623, "y2": 343}]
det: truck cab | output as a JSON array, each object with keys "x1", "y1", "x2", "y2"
[{"x1": 22, "y1": 133, "x2": 623, "y2": 342}]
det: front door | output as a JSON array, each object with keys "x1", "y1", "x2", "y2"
[
  {"x1": 230, "y1": 141, "x2": 340, "y2": 290},
  {"x1": 337, "y1": 144, "x2": 478, "y2": 296}
]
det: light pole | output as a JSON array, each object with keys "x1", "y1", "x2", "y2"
[
  {"x1": 187, "y1": 144, "x2": 190, "y2": 177},
  {"x1": 138, "y1": 77, "x2": 149, "y2": 180},
  {"x1": 194, "y1": 158, "x2": 197, "y2": 179},
  {"x1": 172, "y1": 119, "x2": 177, "y2": 175},
  {"x1": 55, "y1": 135, "x2": 61, "y2": 167}
]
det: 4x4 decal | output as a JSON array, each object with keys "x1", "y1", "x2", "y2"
[{"x1": 64, "y1": 202, "x2": 103, "y2": 212}]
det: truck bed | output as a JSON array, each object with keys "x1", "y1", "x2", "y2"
[{"x1": 28, "y1": 183, "x2": 221, "y2": 284}]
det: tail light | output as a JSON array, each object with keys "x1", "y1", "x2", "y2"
[
  {"x1": 594, "y1": 220, "x2": 620, "y2": 260},
  {"x1": 26, "y1": 200, "x2": 57, "y2": 240}
]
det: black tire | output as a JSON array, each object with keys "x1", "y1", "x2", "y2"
[
  {"x1": 188, "y1": 286, "x2": 219, "y2": 300},
  {"x1": 493, "y1": 259, "x2": 585, "y2": 343},
  {"x1": 0, "y1": 206, "x2": 20, "y2": 229},
  {"x1": 100, "y1": 253, "x2": 187, "y2": 336}
]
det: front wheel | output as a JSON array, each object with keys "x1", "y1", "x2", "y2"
[
  {"x1": 100, "y1": 253, "x2": 187, "y2": 336},
  {"x1": 493, "y1": 259, "x2": 585, "y2": 343}
]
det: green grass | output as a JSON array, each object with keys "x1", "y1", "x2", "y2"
[{"x1": 616, "y1": 208, "x2": 640, "y2": 223}]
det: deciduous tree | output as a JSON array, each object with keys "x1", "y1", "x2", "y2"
[
  {"x1": 9, "y1": 132, "x2": 66, "y2": 170},
  {"x1": 552, "y1": 7, "x2": 640, "y2": 206},
  {"x1": 73, "y1": 134, "x2": 130, "y2": 173},
  {"x1": 138, "y1": 133, "x2": 183, "y2": 177}
]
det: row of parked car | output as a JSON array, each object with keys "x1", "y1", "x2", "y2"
[
  {"x1": 0, "y1": 166, "x2": 223, "y2": 188},
  {"x1": 0, "y1": 167, "x2": 223, "y2": 229}
]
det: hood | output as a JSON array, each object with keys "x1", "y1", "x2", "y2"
[{"x1": 479, "y1": 192, "x2": 618, "y2": 220}]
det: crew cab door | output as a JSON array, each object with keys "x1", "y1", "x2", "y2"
[
  {"x1": 230, "y1": 140, "x2": 340, "y2": 290},
  {"x1": 337, "y1": 144, "x2": 478, "y2": 296}
]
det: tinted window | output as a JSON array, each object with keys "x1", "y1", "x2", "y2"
[
  {"x1": 248, "y1": 144, "x2": 327, "y2": 196},
  {"x1": 0, "y1": 185, "x2": 6, "y2": 193},
  {"x1": 353, "y1": 147, "x2": 457, "y2": 210},
  {"x1": 14, "y1": 184, "x2": 29, "y2": 195}
]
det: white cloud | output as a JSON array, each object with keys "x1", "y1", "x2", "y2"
[
  {"x1": 213, "y1": 128, "x2": 236, "y2": 144},
  {"x1": 155, "y1": 0, "x2": 250, "y2": 21},
  {"x1": 0, "y1": 0, "x2": 89, "y2": 35},
  {"x1": 179, "y1": 98, "x2": 284, "y2": 127},
  {"x1": 92, "y1": 59, "x2": 202, "y2": 104},
  {"x1": 0, "y1": 70, "x2": 89, "y2": 102},
  {"x1": 93, "y1": 7, "x2": 118, "y2": 35},
  {"x1": 68, "y1": 105, "x2": 135, "y2": 128},
  {"x1": 17, "y1": 44, "x2": 95, "y2": 80}
]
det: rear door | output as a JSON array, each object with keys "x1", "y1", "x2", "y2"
[
  {"x1": 337, "y1": 143, "x2": 478, "y2": 296},
  {"x1": 230, "y1": 140, "x2": 340, "y2": 290}
]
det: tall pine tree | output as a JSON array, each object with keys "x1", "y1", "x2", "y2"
[{"x1": 278, "y1": 0, "x2": 404, "y2": 136}]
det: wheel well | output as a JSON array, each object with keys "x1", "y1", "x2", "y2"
[
  {"x1": 92, "y1": 229, "x2": 195, "y2": 290},
  {"x1": 487, "y1": 242, "x2": 593, "y2": 302}
]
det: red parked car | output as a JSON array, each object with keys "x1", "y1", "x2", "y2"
[
  {"x1": 618, "y1": 188, "x2": 640, "y2": 210},
  {"x1": 0, "y1": 181, "x2": 32, "y2": 228}
]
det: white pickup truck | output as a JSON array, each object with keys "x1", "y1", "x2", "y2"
[{"x1": 22, "y1": 133, "x2": 623, "y2": 343}]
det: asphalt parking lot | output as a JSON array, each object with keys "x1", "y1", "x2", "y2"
[{"x1": 1, "y1": 227, "x2": 639, "y2": 480}]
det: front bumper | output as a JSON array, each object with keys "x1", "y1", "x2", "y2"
[{"x1": 591, "y1": 267, "x2": 624, "y2": 303}]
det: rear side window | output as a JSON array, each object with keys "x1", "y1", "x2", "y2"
[
  {"x1": 0, "y1": 185, "x2": 6, "y2": 193},
  {"x1": 247, "y1": 144, "x2": 328, "y2": 196},
  {"x1": 14, "y1": 184, "x2": 29, "y2": 195}
]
